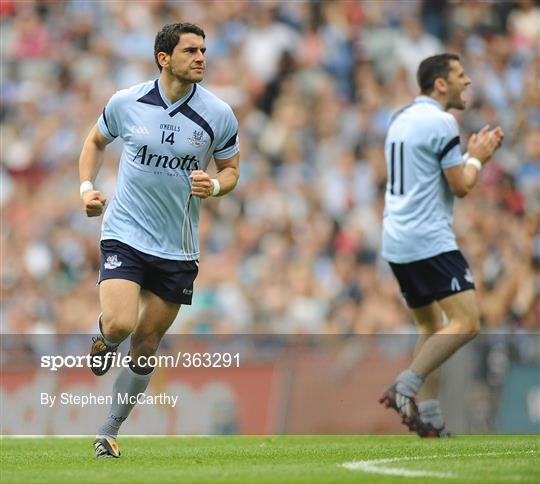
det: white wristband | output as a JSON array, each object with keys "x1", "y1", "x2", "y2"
[
  {"x1": 462, "y1": 152, "x2": 469, "y2": 162},
  {"x1": 210, "y1": 178, "x2": 220, "y2": 196},
  {"x1": 466, "y1": 157, "x2": 482, "y2": 172},
  {"x1": 80, "y1": 181, "x2": 94, "y2": 197}
]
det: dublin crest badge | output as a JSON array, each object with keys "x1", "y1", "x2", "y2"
[{"x1": 187, "y1": 129, "x2": 206, "y2": 147}]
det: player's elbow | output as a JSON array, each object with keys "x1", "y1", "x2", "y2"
[
  {"x1": 449, "y1": 183, "x2": 470, "y2": 198},
  {"x1": 444, "y1": 166, "x2": 474, "y2": 198},
  {"x1": 452, "y1": 187, "x2": 469, "y2": 198}
]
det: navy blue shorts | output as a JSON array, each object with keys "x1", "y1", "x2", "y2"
[
  {"x1": 389, "y1": 250, "x2": 475, "y2": 309},
  {"x1": 98, "y1": 239, "x2": 199, "y2": 305}
]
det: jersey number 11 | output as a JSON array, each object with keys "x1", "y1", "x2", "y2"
[{"x1": 389, "y1": 141, "x2": 404, "y2": 195}]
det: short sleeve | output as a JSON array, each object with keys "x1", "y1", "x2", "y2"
[
  {"x1": 97, "y1": 92, "x2": 122, "y2": 140},
  {"x1": 436, "y1": 115, "x2": 462, "y2": 169},
  {"x1": 213, "y1": 106, "x2": 240, "y2": 160}
]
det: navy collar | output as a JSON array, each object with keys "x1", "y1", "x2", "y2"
[
  {"x1": 136, "y1": 80, "x2": 196, "y2": 110},
  {"x1": 157, "y1": 79, "x2": 196, "y2": 109}
]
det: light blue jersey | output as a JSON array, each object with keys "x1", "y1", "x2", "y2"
[
  {"x1": 97, "y1": 79, "x2": 239, "y2": 260},
  {"x1": 382, "y1": 96, "x2": 463, "y2": 263}
]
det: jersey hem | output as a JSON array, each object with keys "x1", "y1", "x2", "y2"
[
  {"x1": 382, "y1": 245, "x2": 459, "y2": 264},
  {"x1": 101, "y1": 236, "x2": 200, "y2": 261}
]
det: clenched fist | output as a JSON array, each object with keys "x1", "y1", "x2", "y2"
[
  {"x1": 82, "y1": 190, "x2": 107, "y2": 217},
  {"x1": 189, "y1": 170, "x2": 213, "y2": 199}
]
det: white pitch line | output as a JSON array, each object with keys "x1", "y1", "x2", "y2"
[
  {"x1": 341, "y1": 450, "x2": 539, "y2": 480},
  {"x1": 342, "y1": 456, "x2": 454, "y2": 479},
  {"x1": 343, "y1": 458, "x2": 453, "y2": 478}
]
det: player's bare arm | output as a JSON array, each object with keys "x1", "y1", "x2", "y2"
[
  {"x1": 380, "y1": 54, "x2": 508, "y2": 437},
  {"x1": 79, "y1": 22, "x2": 242, "y2": 458},
  {"x1": 79, "y1": 124, "x2": 111, "y2": 217},
  {"x1": 444, "y1": 125, "x2": 503, "y2": 198},
  {"x1": 190, "y1": 152, "x2": 240, "y2": 199}
]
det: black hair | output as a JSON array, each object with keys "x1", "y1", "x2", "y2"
[
  {"x1": 154, "y1": 23, "x2": 206, "y2": 71},
  {"x1": 417, "y1": 53, "x2": 460, "y2": 94}
]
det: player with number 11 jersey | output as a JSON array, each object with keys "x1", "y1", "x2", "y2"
[
  {"x1": 378, "y1": 53, "x2": 502, "y2": 438},
  {"x1": 382, "y1": 96, "x2": 462, "y2": 264}
]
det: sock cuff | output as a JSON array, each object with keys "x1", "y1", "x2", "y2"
[
  {"x1": 128, "y1": 364, "x2": 154, "y2": 376},
  {"x1": 411, "y1": 369, "x2": 424, "y2": 383},
  {"x1": 97, "y1": 433, "x2": 117, "y2": 440},
  {"x1": 127, "y1": 354, "x2": 154, "y2": 376},
  {"x1": 418, "y1": 399, "x2": 441, "y2": 413},
  {"x1": 395, "y1": 369, "x2": 424, "y2": 397}
]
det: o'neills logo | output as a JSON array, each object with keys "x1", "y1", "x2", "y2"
[{"x1": 133, "y1": 145, "x2": 200, "y2": 171}]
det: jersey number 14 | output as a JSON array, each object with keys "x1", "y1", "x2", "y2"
[{"x1": 161, "y1": 131, "x2": 175, "y2": 145}]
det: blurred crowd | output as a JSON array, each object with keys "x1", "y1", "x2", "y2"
[{"x1": 1, "y1": 0, "x2": 539, "y2": 335}]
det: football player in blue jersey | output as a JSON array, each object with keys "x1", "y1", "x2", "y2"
[
  {"x1": 378, "y1": 54, "x2": 503, "y2": 437},
  {"x1": 78, "y1": 23, "x2": 240, "y2": 458}
]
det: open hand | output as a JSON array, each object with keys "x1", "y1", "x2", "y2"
[{"x1": 467, "y1": 125, "x2": 503, "y2": 165}]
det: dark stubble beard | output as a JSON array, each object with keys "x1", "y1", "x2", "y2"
[
  {"x1": 447, "y1": 94, "x2": 466, "y2": 111},
  {"x1": 169, "y1": 65, "x2": 203, "y2": 84}
]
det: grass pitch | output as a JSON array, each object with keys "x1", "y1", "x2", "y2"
[{"x1": 1, "y1": 435, "x2": 538, "y2": 483}]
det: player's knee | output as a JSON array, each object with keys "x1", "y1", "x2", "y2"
[
  {"x1": 417, "y1": 321, "x2": 443, "y2": 335},
  {"x1": 467, "y1": 318, "x2": 481, "y2": 338},
  {"x1": 455, "y1": 312, "x2": 480, "y2": 338},
  {"x1": 466, "y1": 304, "x2": 481, "y2": 336},
  {"x1": 101, "y1": 314, "x2": 134, "y2": 342}
]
